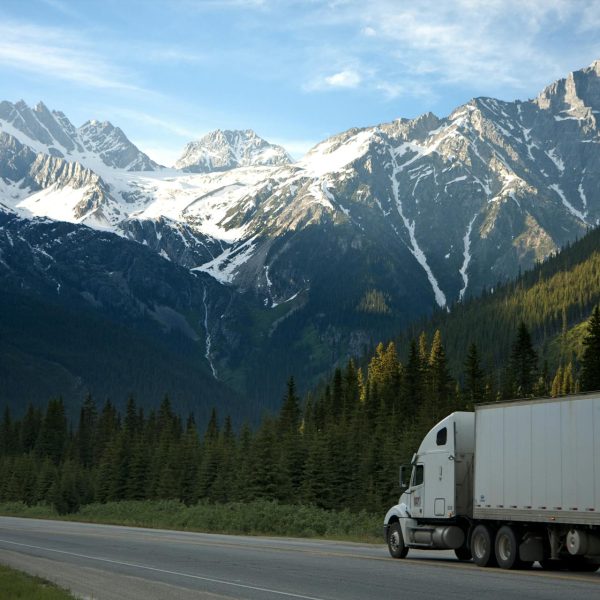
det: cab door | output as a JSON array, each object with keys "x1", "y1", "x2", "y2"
[
  {"x1": 423, "y1": 424, "x2": 455, "y2": 519},
  {"x1": 409, "y1": 463, "x2": 425, "y2": 518}
]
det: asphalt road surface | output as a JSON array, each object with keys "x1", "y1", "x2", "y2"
[{"x1": 0, "y1": 517, "x2": 598, "y2": 599}]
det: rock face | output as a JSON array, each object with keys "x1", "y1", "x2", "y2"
[
  {"x1": 0, "y1": 100, "x2": 161, "y2": 170},
  {"x1": 78, "y1": 120, "x2": 160, "y2": 171},
  {"x1": 174, "y1": 129, "x2": 291, "y2": 172},
  {"x1": 1, "y1": 60, "x2": 600, "y2": 408}
]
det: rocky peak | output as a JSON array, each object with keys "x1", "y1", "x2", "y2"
[
  {"x1": 535, "y1": 59, "x2": 600, "y2": 117},
  {"x1": 0, "y1": 100, "x2": 56, "y2": 147},
  {"x1": 0, "y1": 100, "x2": 161, "y2": 172},
  {"x1": 175, "y1": 128, "x2": 291, "y2": 173},
  {"x1": 77, "y1": 119, "x2": 161, "y2": 171}
]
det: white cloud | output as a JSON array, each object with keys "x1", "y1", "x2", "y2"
[
  {"x1": 0, "y1": 21, "x2": 140, "y2": 91},
  {"x1": 108, "y1": 109, "x2": 201, "y2": 139},
  {"x1": 324, "y1": 70, "x2": 362, "y2": 88},
  {"x1": 301, "y1": 0, "x2": 600, "y2": 101}
]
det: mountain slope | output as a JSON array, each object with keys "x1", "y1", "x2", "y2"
[
  {"x1": 399, "y1": 224, "x2": 600, "y2": 382},
  {"x1": 1, "y1": 60, "x2": 600, "y2": 409},
  {"x1": 0, "y1": 208, "x2": 246, "y2": 421}
]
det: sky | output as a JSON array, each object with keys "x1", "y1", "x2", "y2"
[{"x1": 1, "y1": 0, "x2": 600, "y2": 166}]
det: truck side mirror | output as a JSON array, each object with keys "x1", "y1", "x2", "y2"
[{"x1": 399, "y1": 465, "x2": 410, "y2": 489}]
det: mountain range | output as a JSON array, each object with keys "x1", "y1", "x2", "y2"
[{"x1": 1, "y1": 59, "x2": 599, "y2": 415}]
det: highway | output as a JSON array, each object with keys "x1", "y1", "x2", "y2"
[{"x1": 0, "y1": 517, "x2": 598, "y2": 599}]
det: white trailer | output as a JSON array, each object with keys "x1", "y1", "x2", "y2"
[{"x1": 383, "y1": 393, "x2": 600, "y2": 570}]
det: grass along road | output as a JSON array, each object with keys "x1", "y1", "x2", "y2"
[
  {"x1": 0, "y1": 499, "x2": 382, "y2": 543},
  {"x1": 0, "y1": 563, "x2": 76, "y2": 599}
]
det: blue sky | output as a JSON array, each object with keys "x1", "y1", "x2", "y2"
[{"x1": 1, "y1": 0, "x2": 600, "y2": 165}]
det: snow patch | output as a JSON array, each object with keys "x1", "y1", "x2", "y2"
[
  {"x1": 298, "y1": 130, "x2": 373, "y2": 177},
  {"x1": 546, "y1": 148, "x2": 565, "y2": 172},
  {"x1": 578, "y1": 181, "x2": 588, "y2": 211},
  {"x1": 549, "y1": 183, "x2": 586, "y2": 222},
  {"x1": 459, "y1": 214, "x2": 477, "y2": 301},
  {"x1": 193, "y1": 235, "x2": 258, "y2": 283},
  {"x1": 389, "y1": 148, "x2": 447, "y2": 308},
  {"x1": 202, "y1": 286, "x2": 218, "y2": 379}
]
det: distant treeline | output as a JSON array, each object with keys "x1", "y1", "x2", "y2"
[{"x1": 2, "y1": 306, "x2": 599, "y2": 517}]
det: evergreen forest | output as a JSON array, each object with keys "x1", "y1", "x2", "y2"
[{"x1": 2, "y1": 302, "x2": 600, "y2": 519}]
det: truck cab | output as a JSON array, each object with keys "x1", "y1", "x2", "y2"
[{"x1": 384, "y1": 412, "x2": 474, "y2": 557}]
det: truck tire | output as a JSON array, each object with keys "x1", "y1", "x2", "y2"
[
  {"x1": 387, "y1": 522, "x2": 409, "y2": 559},
  {"x1": 495, "y1": 525, "x2": 530, "y2": 570},
  {"x1": 471, "y1": 524, "x2": 497, "y2": 567}
]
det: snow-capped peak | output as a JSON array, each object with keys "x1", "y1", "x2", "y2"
[
  {"x1": 174, "y1": 128, "x2": 291, "y2": 173},
  {"x1": 0, "y1": 100, "x2": 161, "y2": 172}
]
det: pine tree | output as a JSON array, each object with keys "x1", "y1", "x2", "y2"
[
  {"x1": 343, "y1": 359, "x2": 360, "y2": 420},
  {"x1": 562, "y1": 362, "x2": 574, "y2": 395},
  {"x1": 176, "y1": 414, "x2": 200, "y2": 504},
  {"x1": 20, "y1": 404, "x2": 42, "y2": 454},
  {"x1": 0, "y1": 407, "x2": 16, "y2": 456},
  {"x1": 94, "y1": 400, "x2": 119, "y2": 466},
  {"x1": 76, "y1": 395, "x2": 97, "y2": 469},
  {"x1": 551, "y1": 365, "x2": 563, "y2": 397},
  {"x1": 277, "y1": 379, "x2": 305, "y2": 503},
  {"x1": 331, "y1": 369, "x2": 343, "y2": 419},
  {"x1": 427, "y1": 330, "x2": 453, "y2": 417},
  {"x1": 581, "y1": 305, "x2": 600, "y2": 391},
  {"x1": 507, "y1": 322, "x2": 538, "y2": 397},
  {"x1": 402, "y1": 339, "x2": 424, "y2": 416},
  {"x1": 50, "y1": 460, "x2": 83, "y2": 515},
  {"x1": 35, "y1": 399, "x2": 67, "y2": 464},
  {"x1": 211, "y1": 416, "x2": 237, "y2": 503},
  {"x1": 463, "y1": 343, "x2": 484, "y2": 408},
  {"x1": 301, "y1": 433, "x2": 330, "y2": 507},
  {"x1": 126, "y1": 436, "x2": 150, "y2": 501},
  {"x1": 279, "y1": 377, "x2": 301, "y2": 435},
  {"x1": 245, "y1": 418, "x2": 281, "y2": 500},
  {"x1": 35, "y1": 458, "x2": 58, "y2": 504}
]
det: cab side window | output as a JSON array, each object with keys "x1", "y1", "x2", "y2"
[
  {"x1": 412, "y1": 464, "x2": 424, "y2": 486},
  {"x1": 436, "y1": 427, "x2": 447, "y2": 446}
]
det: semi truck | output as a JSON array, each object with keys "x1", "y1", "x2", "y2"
[{"x1": 383, "y1": 393, "x2": 600, "y2": 570}]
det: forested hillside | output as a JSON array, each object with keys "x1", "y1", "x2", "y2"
[
  {"x1": 2, "y1": 300, "x2": 600, "y2": 518},
  {"x1": 401, "y1": 225, "x2": 600, "y2": 388},
  {"x1": 3, "y1": 225, "x2": 600, "y2": 519}
]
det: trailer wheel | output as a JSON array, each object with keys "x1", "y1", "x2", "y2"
[
  {"x1": 387, "y1": 522, "x2": 409, "y2": 559},
  {"x1": 471, "y1": 524, "x2": 497, "y2": 567},
  {"x1": 495, "y1": 525, "x2": 526, "y2": 569}
]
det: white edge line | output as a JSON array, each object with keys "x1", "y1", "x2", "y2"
[{"x1": 0, "y1": 538, "x2": 327, "y2": 600}]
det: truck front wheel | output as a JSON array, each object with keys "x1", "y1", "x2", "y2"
[
  {"x1": 471, "y1": 524, "x2": 497, "y2": 567},
  {"x1": 387, "y1": 522, "x2": 409, "y2": 559}
]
